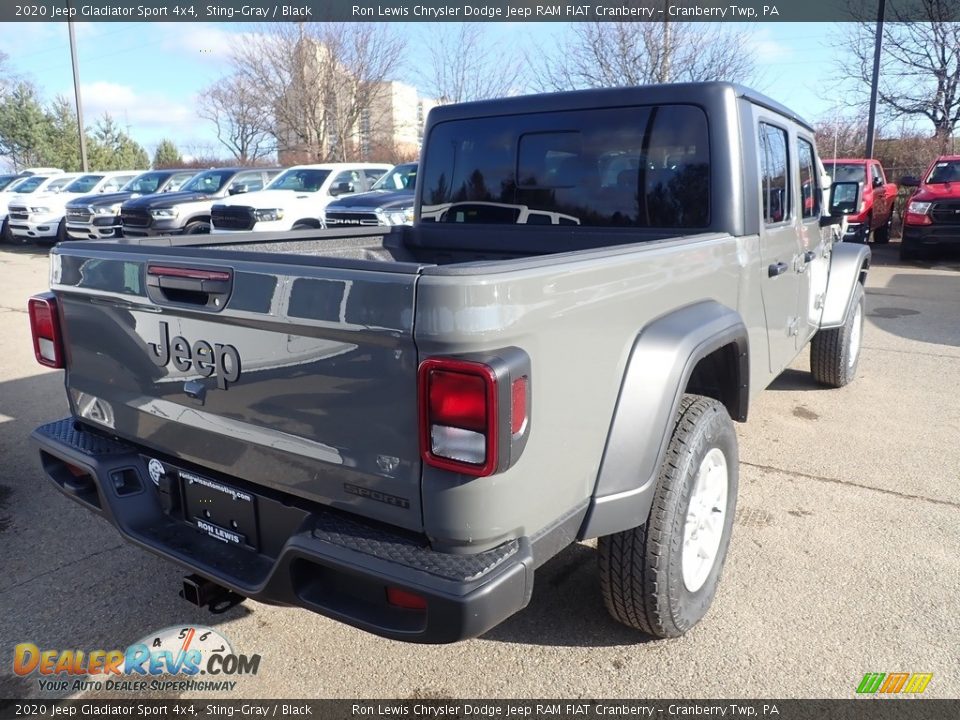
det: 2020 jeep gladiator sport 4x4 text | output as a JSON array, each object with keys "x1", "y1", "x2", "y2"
[{"x1": 30, "y1": 83, "x2": 869, "y2": 643}]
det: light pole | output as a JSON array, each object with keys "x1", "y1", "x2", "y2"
[
  {"x1": 66, "y1": 0, "x2": 88, "y2": 171},
  {"x1": 865, "y1": 0, "x2": 885, "y2": 158}
]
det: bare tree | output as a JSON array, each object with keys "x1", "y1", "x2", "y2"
[
  {"x1": 531, "y1": 21, "x2": 755, "y2": 91},
  {"x1": 231, "y1": 23, "x2": 406, "y2": 163},
  {"x1": 416, "y1": 25, "x2": 523, "y2": 103},
  {"x1": 841, "y1": 0, "x2": 960, "y2": 153},
  {"x1": 198, "y1": 72, "x2": 274, "y2": 164}
]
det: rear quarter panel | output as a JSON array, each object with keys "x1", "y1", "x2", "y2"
[{"x1": 415, "y1": 233, "x2": 769, "y2": 550}]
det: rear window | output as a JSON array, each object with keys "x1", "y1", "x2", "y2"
[
  {"x1": 421, "y1": 105, "x2": 710, "y2": 228},
  {"x1": 823, "y1": 163, "x2": 865, "y2": 183}
]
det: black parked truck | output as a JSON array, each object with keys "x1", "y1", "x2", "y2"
[{"x1": 30, "y1": 83, "x2": 868, "y2": 643}]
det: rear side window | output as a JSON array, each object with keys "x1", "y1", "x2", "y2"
[
  {"x1": 759, "y1": 123, "x2": 789, "y2": 224},
  {"x1": 797, "y1": 138, "x2": 819, "y2": 219},
  {"x1": 421, "y1": 105, "x2": 710, "y2": 228}
]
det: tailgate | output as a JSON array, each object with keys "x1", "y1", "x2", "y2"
[{"x1": 51, "y1": 245, "x2": 424, "y2": 531}]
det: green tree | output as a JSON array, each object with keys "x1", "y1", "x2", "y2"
[
  {"x1": 0, "y1": 81, "x2": 54, "y2": 170},
  {"x1": 153, "y1": 138, "x2": 183, "y2": 168},
  {"x1": 45, "y1": 95, "x2": 83, "y2": 171},
  {"x1": 87, "y1": 113, "x2": 148, "y2": 170}
]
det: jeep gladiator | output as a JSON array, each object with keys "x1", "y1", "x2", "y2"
[{"x1": 30, "y1": 83, "x2": 869, "y2": 643}]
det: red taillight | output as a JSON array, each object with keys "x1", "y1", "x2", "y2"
[
  {"x1": 904, "y1": 212, "x2": 932, "y2": 226},
  {"x1": 28, "y1": 293, "x2": 63, "y2": 368},
  {"x1": 418, "y1": 359, "x2": 498, "y2": 476},
  {"x1": 386, "y1": 586, "x2": 427, "y2": 610}
]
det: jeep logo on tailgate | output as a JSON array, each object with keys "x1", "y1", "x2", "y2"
[{"x1": 149, "y1": 321, "x2": 241, "y2": 389}]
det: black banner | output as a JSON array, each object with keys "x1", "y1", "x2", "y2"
[
  {"x1": 0, "y1": 700, "x2": 958, "y2": 720},
  {"x1": 0, "y1": 0, "x2": 956, "y2": 23}
]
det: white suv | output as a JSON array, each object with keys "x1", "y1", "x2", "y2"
[
  {"x1": 1, "y1": 174, "x2": 81, "y2": 244},
  {"x1": 211, "y1": 163, "x2": 391, "y2": 233},
  {"x1": 8, "y1": 170, "x2": 141, "y2": 243}
]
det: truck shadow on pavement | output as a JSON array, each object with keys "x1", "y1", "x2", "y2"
[
  {"x1": 481, "y1": 542, "x2": 658, "y2": 647},
  {"x1": 0, "y1": 372, "x2": 250, "y2": 701}
]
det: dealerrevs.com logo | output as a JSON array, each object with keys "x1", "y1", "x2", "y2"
[{"x1": 13, "y1": 625, "x2": 261, "y2": 693}]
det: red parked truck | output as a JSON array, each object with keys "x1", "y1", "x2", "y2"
[
  {"x1": 823, "y1": 159, "x2": 898, "y2": 244},
  {"x1": 900, "y1": 155, "x2": 960, "y2": 260}
]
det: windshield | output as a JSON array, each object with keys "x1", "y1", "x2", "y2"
[
  {"x1": 64, "y1": 174, "x2": 105, "y2": 193},
  {"x1": 372, "y1": 163, "x2": 417, "y2": 191},
  {"x1": 926, "y1": 160, "x2": 960, "y2": 184},
  {"x1": 823, "y1": 163, "x2": 865, "y2": 183},
  {"x1": 0, "y1": 175, "x2": 19, "y2": 191},
  {"x1": 123, "y1": 171, "x2": 167, "y2": 194},
  {"x1": 267, "y1": 168, "x2": 331, "y2": 192},
  {"x1": 47, "y1": 176, "x2": 76, "y2": 192},
  {"x1": 13, "y1": 176, "x2": 47, "y2": 193},
  {"x1": 181, "y1": 169, "x2": 234, "y2": 194}
]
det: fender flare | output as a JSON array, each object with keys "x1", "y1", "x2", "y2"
[
  {"x1": 819, "y1": 242, "x2": 870, "y2": 329},
  {"x1": 578, "y1": 301, "x2": 749, "y2": 540}
]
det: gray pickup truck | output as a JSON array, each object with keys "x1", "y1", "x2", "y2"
[{"x1": 30, "y1": 83, "x2": 869, "y2": 643}]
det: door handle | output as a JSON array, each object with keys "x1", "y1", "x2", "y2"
[
  {"x1": 803, "y1": 251, "x2": 817, "y2": 263},
  {"x1": 768, "y1": 262, "x2": 789, "y2": 277}
]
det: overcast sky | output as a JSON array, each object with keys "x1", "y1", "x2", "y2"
[{"x1": 0, "y1": 21, "x2": 856, "y2": 159}]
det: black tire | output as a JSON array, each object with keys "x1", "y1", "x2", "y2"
[
  {"x1": 0, "y1": 217, "x2": 10, "y2": 244},
  {"x1": 873, "y1": 217, "x2": 891, "y2": 244},
  {"x1": 183, "y1": 220, "x2": 211, "y2": 235},
  {"x1": 56, "y1": 218, "x2": 67, "y2": 243},
  {"x1": 598, "y1": 394, "x2": 739, "y2": 639},
  {"x1": 810, "y1": 282, "x2": 864, "y2": 388},
  {"x1": 291, "y1": 222, "x2": 314, "y2": 230}
]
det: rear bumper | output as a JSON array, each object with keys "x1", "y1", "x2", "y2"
[
  {"x1": 32, "y1": 418, "x2": 535, "y2": 643},
  {"x1": 902, "y1": 224, "x2": 960, "y2": 248}
]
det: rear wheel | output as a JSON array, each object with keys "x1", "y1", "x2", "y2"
[
  {"x1": 810, "y1": 283, "x2": 864, "y2": 387},
  {"x1": 598, "y1": 394, "x2": 738, "y2": 638},
  {"x1": 183, "y1": 220, "x2": 210, "y2": 235}
]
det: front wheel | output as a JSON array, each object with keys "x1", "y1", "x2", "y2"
[
  {"x1": 0, "y1": 217, "x2": 11, "y2": 244},
  {"x1": 810, "y1": 283, "x2": 864, "y2": 387},
  {"x1": 183, "y1": 220, "x2": 210, "y2": 235},
  {"x1": 56, "y1": 218, "x2": 67, "y2": 243},
  {"x1": 598, "y1": 394, "x2": 739, "y2": 638}
]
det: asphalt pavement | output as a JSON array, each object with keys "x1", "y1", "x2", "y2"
[{"x1": 0, "y1": 240, "x2": 957, "y2": 700}]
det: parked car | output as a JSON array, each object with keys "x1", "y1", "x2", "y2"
[
  {"x1": 18, "y1": 167, "x2": 65, "y2": 176},
  {"x1": 1, "y1": 173, "x2": 82, "y2": 244},
  {"x1": 65, "y1": 169, "x2": 198, "y2": 241},
  {"x1": 8, "y1": 171, "x2": 142, "y2": 243},
  {"x1": 211, "y1": 163, "x2": 391, "y2": 233},
  {"x1": 29, "y1": 82, "x2": 869, "y2": 643},
  {"x1": 120, "y1": 167, "x2": 281, "y2": 237},
  {"x1": 325, "y1": 162, "x2": 418, "y2": 227},
  {"x1": 899, "y1": 155, "x2": 960, "y2": 260},
  {"x1": 822, "y1": 158, "x2": 898, "y2": 244}
]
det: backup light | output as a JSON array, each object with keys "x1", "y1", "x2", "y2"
[{"x1": 28, "y1": 293, "x2": 64, "y2": 368}]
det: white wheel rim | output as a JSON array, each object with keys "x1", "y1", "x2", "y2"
[
  {"x1": 848, "y1": 302, "x2": 863, "y2": 369},
  {"x1": 682, "y1": 447, "x2": 729, "y2": 593}
]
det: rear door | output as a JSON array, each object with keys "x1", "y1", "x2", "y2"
[
  {"x1": 52, "y1": 245, "x2": 426, "y2": 531},
  {"x1": 757, "y1": 119, "x2": 803, "y2": 372}
]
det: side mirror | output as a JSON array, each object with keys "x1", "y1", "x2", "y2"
[
  {"x1": 330, "y1": 182, "x2": 353, "y2": 197},
  {"x1": 872, "y1": 176, "x2": 884, "y2": 188},
  {"x1": 899, "y1": 175, "x2": 920, "y2": 187},
  {"x1": 228, "y1": 183, "x2": 249, "y2": 196},
  {"x1": 820, "y1": 181, "x2": 861, "y2": 226}
]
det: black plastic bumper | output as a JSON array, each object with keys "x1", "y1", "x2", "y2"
[
  {"x1": 32, "y1": 418, "x2": 535, "y2": 643},
  {"x1": 902, "y1": 224, "x2": 960, "y2": 248}
]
